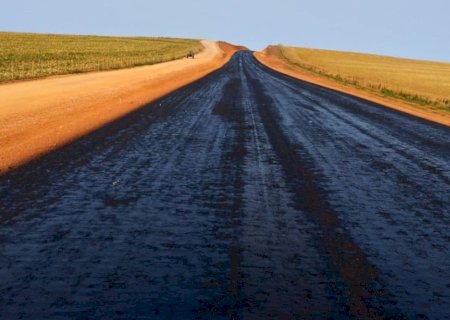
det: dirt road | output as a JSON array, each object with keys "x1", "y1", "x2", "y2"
[{"x1": 0, "y1": 52, "x2": 449, "y2": 319}]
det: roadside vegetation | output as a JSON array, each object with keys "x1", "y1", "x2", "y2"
[
  {"x1": 0, "y1": 32, "x2": 203, "y2": 82},
  {"x1": 275, "y1": 46, "x2": 450, "y2": 114}
]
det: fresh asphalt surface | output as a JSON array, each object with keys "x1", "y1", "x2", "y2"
[{"x1": 0, "y1": 51, "x2": 449, "y2": 319}]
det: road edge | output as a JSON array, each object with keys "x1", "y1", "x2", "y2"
[
  {"x1": 0, "y1": 41, "x2": 245, "y2": 175},
  {"x1": 253, "y1": 50, "x2": 450, "y2": 128}
]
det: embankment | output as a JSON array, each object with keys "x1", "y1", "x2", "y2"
[{"x1": 254, "y1": 47, "x2": 450, "y2": 127}]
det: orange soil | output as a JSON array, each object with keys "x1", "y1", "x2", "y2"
[
  {"x1": 0, "y1": 41, "x2": 244, "y2": 174},
  {"x1": 254, "y1": 47, "x2": 450, "y2": 127},
  {"x1": 218, "y1": 41, "x2": 248, "y2": 53}
]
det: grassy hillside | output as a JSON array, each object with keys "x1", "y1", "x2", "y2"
[
  {"x1": 0, "y1": 32, "x2": 203, "y2": 82},
  {"x1": 275, "y1": 46, "x2": 450, "y2": 114}
]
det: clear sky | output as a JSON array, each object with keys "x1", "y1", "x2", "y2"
[{"x1": 1, "y1": 0, "x2": 449, "y2": 62}]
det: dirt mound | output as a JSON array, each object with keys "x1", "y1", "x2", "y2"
[{"x1": 218, "y1": 41, "x2": 248, "y2": 55}]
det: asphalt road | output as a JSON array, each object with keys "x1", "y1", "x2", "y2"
[{"x1": 0, "y1": 52, "x2": 449, "y2": 319}]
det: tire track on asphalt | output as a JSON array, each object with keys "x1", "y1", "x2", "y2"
[{"x1": 244, "y1": 65, "x2": 402, "y2": 319}]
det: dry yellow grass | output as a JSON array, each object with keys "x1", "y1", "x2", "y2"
[{"x1": 276, "y1": 46, "x2": 450, "y2": 114}]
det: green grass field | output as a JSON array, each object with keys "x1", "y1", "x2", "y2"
[
  {"x1": 0, "y1": 32, "x2": 203, "y2": 82},
  {"x1": 275, "y1": 46, "x2": 450, "y2": 114}
]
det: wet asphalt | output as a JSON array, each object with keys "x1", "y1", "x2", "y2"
[{"x1": 0, "y1": 51, "x2": 449, "y2": 319}]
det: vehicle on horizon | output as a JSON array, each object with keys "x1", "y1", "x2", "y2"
[{"x1": 186, "y1": 51, "x2": 195, "y2": 59}]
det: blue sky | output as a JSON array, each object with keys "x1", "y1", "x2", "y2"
[{"x1": 1, "y1": 0, "x2": 449, "y2": 61}]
